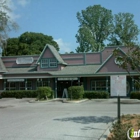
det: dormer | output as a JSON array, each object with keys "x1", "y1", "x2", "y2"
[{"x1": 36, "y1": 44, "x2": 67, "y2": 71}]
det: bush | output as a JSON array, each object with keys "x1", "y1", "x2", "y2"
[
  {"x1": 1, "y1": 90, "x2": 37, "y2": 98},
  {"x1": 130, "y1": 91, "x2": 140, "y2": 99},
  {"x1": 37, "y1": 87, "x2": 53, "y2": 100},
  {"x1": 84, "y1": 91, "x2": 109, "y2": 99},
  {"x1": 108, "y1": 120, "x2": 132, "y2": 140},
  {"x1": 68, "y1": 86, "x2": 84, "y2": 100}
]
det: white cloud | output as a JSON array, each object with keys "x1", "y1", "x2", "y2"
[
  {"x1": 54, "y1": 38, "x2": 71, "y2": 53},
  {"x1": 17, "y1": 0, "x2": 30, "y2": 7}
]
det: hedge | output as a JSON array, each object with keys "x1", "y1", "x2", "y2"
[
  {"x1": 84, "y1": 91, "x2": 109, "y2": 99},
  {"x1": 68, "y1": 86, "x2": 84, "y2": 99},
  {"x1": 1, "y1": 90, "x2": 37, "y2": 98},
  {"x1": 130, "y1": 91, "x2": 140, "y2": 99},
  {"x1": 37, "y1": 87, "x2": 54, "y2": 100}
]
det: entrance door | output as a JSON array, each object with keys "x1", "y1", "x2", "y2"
[{"x1": 57, "y1": 81, "x2": 71, "y2": 98}]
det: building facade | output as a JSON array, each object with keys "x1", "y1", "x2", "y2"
[{"x1": 0, "y1": 44, "x2": 139, "y2": 97}]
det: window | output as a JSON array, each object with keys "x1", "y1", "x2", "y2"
[
  {"x1": 49, "y1": 59, "x2": 57, "y2": 67},
  {"x1": 37, "y1": 79, "x2": 49, "y2": 87},
  {"x1": 41, "y1": 58, "x2": 57, "y2": 68},
  {"x1": 41, "y1": 59, "x2": 49, "y2": 68},
  {"x1": 27, "y1": 81, "x2": 32, "y2": 90},
  {"x1": 91, "y1": 80, "x2": 106, "y2": 91},
  {"x1": 19, "y1": 82, "x2": 25, "y2": 90}
]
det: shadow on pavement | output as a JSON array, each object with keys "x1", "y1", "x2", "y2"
[{"x1": 54, "y1": 116, "x2": 115, "y2": 124}]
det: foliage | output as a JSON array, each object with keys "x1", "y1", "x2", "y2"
[
  {"x1": 76, "y1": 5, "x2": 140, "y2": 53},
  {"x1": 68, "y1": 86, "x2": 84, "y2": 100},
  {"x1": 84, "y1": 91, "x2": 109, "y2": 99},
  {"x1": 1, "y1": 90, "x2": 37, "y2": 98},
  {"x1": 108, "y1": 120, "x2": 132, "y2": 140},
  {"x1": 108, "y1": 13, "x2": 139, "y2": 46},
  {"x1": 130, "y1": 91, "x2": 140, "y2": 100},
  {"x1": 37, "y1": 87, "x2": 53, "y2": 100},
  {"x1": 113, "y1": 46, "x2": 140, "y2": 88},
  {"x1": 0, "y1": 0, "x2": 18, "y2": 49},
  {"x1": 3, "y1": 32, "x2": 59, "y2": 56},
  {"x1": 75, "y1": 5, "x2": 113, "y2": 52}
]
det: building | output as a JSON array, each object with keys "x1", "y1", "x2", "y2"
[{"x1": 0, "y1": 44, "x2": 139, "y2": 97}]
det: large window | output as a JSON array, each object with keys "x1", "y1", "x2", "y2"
[
  {"x1": 91, "y1": 80, "x2": 107, "y2": 91},
  {"x1": 41, "y1": 58, "x2": 57, "y2": 68},
  {"x1": 27, "y1": 81, "x2": 32, "y2": 90},
  {"x1": 37, "y1": 79, "x2": 49, "y2": 87}
]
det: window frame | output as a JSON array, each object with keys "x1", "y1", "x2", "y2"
[{"x1": 41, "y1": 58, "x2": 57, "y2": 68}]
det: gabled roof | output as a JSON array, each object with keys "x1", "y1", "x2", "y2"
[
  {"x1": 36, "y1": 44, "x2": 67, "y2": 65},
  {"x1": 0, "y1": 58, "x2": 7, "y2": 72},
  {"x1": 95, "y1": 47, "x2": 126, "y2": 73}
]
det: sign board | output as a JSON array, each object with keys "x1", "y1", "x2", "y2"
[
  {"x1": 16, "y1": 57, "x2": 34, "y2": 64},
  {"x1": 58, "y1": 77, "x2": 78, "y2": 81},
  {"x1": 7, "y1": 79, "x2": 24, "y2": 82},
  {"x1": 110, "y1": 75, "x2": 126, "y2": 96}
]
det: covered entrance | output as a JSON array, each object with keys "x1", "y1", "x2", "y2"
[{"x1": 57, "y1": 77, "x2": 79, "y2": 98}]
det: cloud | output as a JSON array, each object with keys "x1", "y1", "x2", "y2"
[
  {"x1": 17, "y1": 0, "x2": 30, "y2": 7},
  {"x1": 54, "y1": 38, "x2": 71, "y2": 53}
]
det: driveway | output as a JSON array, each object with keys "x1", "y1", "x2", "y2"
[{"x1": 0, "y1": 98, "x2": 139, "y2": 140}]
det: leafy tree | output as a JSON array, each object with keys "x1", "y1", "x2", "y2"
[
  {"x1": 3, "y1": 32, "x2": 59, "y2": 56},
  {"x1": 108, "y1": 13, "x2": 139, "y2": 46},
  {"x1": 75, "y1": 5, "x2": 113, "y2": 52},
  {"x1": 113, "y1": 46, "x2": 140, "y2": 89},
  {"x1": 0, "y1": 0, "x2": 18, "y2": 49}
]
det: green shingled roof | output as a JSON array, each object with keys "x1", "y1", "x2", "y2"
[
  {"x1": 50, "y1": 65, "x2": 101, "y2": 76},
  {"x1": 0, "y1": 58, "x2": 7, "y2": 72}
]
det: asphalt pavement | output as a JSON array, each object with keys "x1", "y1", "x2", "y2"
[{"x1": 0, "y1": 98, "x2": 140, "y2": 140}]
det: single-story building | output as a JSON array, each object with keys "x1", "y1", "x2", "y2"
[{"x1": 0, "y1": 44, "x2": 139, "y2": 97}]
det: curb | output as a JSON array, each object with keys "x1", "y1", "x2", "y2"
[
  {"x1": 99, "y1": 119, "x2": 117, "y2": 140},
  {"x1": 28, "y1": 98, "x2": 89, "y2": 103},
  {"x1": 62, "y1": 99, "x2": 89, "y2": 103}
]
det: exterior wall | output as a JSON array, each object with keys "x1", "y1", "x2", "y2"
[
  {"x1": 42, "y1": 48, "x2": 54, "y2": 58},
  {"x1": 99, "y1": 55, "x2": 126, "y2": 73},
  {"x1": 61, "y1": 53, "x2": 101, "y2": 65},
  {"x1": 61, "y1": 53, "x2": 84, "y2": 65},
  {"x1": 2, "y1": 56, "x2": 39, "y2": 68},
  {"x1": 86, "y1": 53, "x2": 101, "y2": 64}
]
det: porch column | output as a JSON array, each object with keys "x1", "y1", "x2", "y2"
[
  {"x1": 25, "y1": 79, "x2": 27, "y2": 90},
  {"x1": 132, "y1": 78, "x2": 135, "y2": 91},
  {"x1": 4, "y1": 79, "x2": 6, "y2": 90},
  {"x1": 48, "y1": 78, "x2": 50, "y2": 87},
  {"x1": 54, "y1": 78, "x2": 57, "y2": 98},
  {"x1": 106, "y1": 77, "x2": 109, "y2": 92},
  {"x1": 83, "y1": 77, "x2": 87, "y2": 90}
]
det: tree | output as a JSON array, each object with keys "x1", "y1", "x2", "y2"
[
  {"x1": 108, "y1": 13, "x2": 139, "y2": 46},
  {"x1": 113, "y1": 46, "x2": 140, "y2": 89},
  {"x1": 0, "y1": 0, "x2": 18, "y2": 49},
  {"x1": 3, "y1": 32, "x2": 59, "y2": 56},
  {"x1": 75, "y1": 5, "x2": 113, "y2": 53}
]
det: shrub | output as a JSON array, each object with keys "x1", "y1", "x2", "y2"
[
  {"x1": 37, "y1": 87, "x2": 53, "y2": 100},
  {"x1": 130, "y1": 91, "x2": 140, "y2": 99},
  {"x1": 84, "y1": 91, "x2": 109, "y2": 99},
  {"x1": 108, "y1": 120, "x2": 132, "y2": 140},
  {"x1": 1, "y1": 90, "x2": 37, "y2": 98},
  {"x1": 68, "y1": 86, "x2": 84, "y2": 100}
]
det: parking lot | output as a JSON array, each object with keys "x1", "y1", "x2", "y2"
[{"x1": 0, "y1": 98, "x2": 140, "y2": 140}]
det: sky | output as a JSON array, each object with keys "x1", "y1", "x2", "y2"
[{"x1": 6, "y1": 0, "x2": 140, "y2": 53}]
